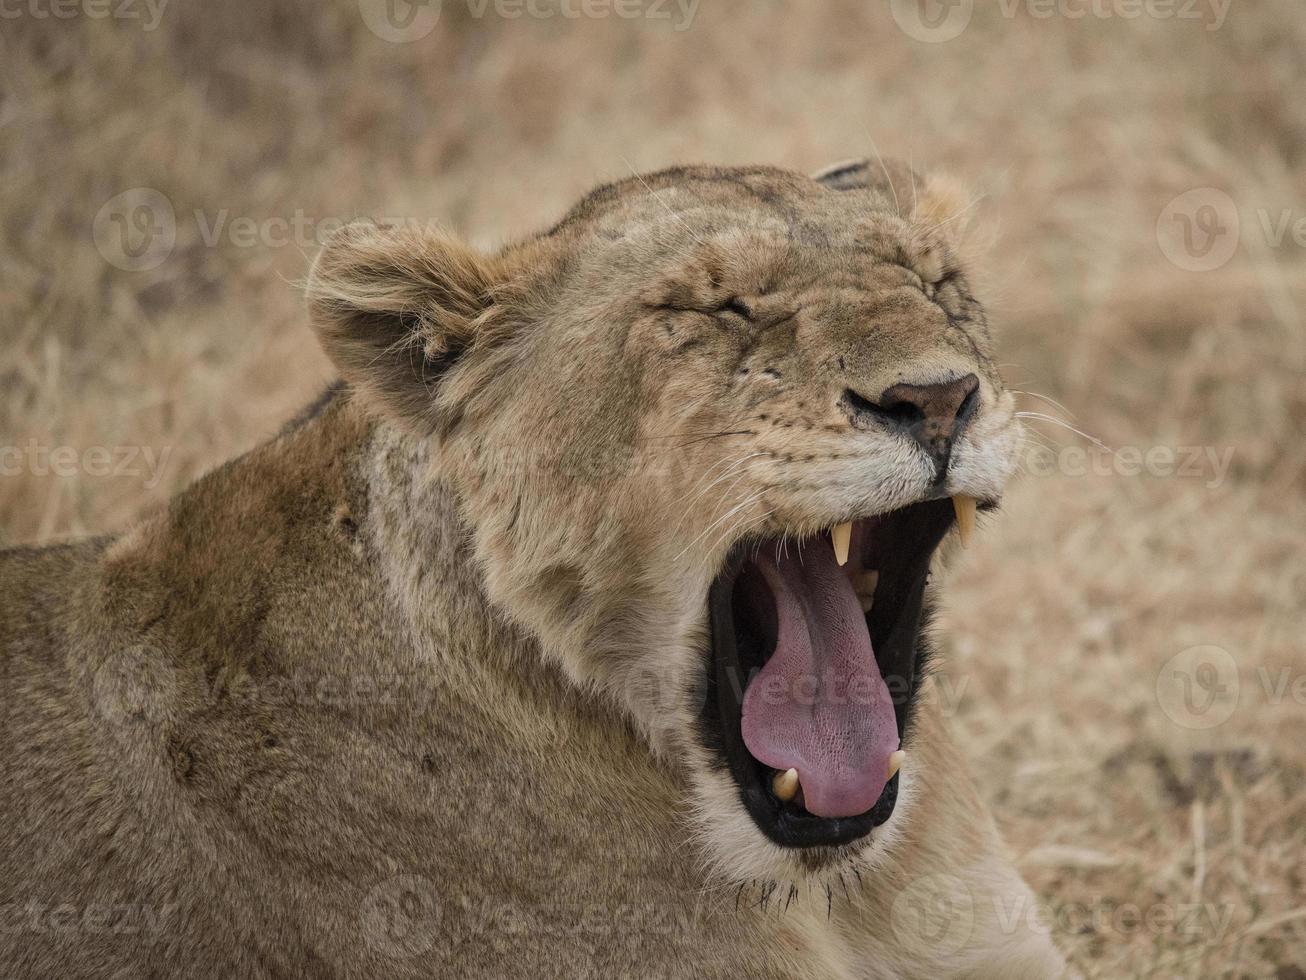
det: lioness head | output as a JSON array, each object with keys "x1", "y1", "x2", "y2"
[{"x1": 308, "y1": 163, "x2": 1020, "y2": 883}]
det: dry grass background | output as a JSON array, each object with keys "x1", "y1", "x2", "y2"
[{"x1": 2, "y1": 0, "x2": 1304, "y2": 975}]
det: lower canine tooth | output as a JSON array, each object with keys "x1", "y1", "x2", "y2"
[
  {"x1": 952, "y1": 495, "x2": 977, "y2": 548},
  {"x1": 832, "y1": 521, "x2": 852, "y2": 566},
  {"x1": 886, "y1": 749, "x2": 905, "y2": 781},
  {"x1": 772, "y1": 768, "x2": 799, "y2": 803},
  {"x1": 855, "y1": 570, "x2": 879, "y2": 613}
]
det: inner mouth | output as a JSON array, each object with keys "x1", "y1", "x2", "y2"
[{"x1": 700, "y1": 497, "x2": 962, "y2": 850}]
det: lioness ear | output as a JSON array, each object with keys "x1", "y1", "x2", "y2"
[
  {"x1": 814, "y1": 158, "x2": 976, "y2": 255},
  {"x1": 813, "y1": 157, "x2": 918, "y2": 210},
  {"x1": 306, "y1": 221, "x2": 500, "y2": 431}
]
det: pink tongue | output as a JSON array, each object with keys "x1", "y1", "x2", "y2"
[{"x1": 740, "y1": 543, "x2": 899, "y2": 819}]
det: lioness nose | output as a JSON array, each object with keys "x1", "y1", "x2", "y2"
[{"x1": 849, "y1": 373, "x2": 980, "y2": 469}]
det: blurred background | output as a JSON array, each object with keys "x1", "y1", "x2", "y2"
[{"x1": 1, "y1": 0, "x2": 1303, "y2": 974}]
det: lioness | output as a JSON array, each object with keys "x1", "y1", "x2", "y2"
[{"x1": 1, "y1": 162, "x2": 1067, "y2": 978}]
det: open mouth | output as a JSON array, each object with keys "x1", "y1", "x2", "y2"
[{"x1": 700, "y1": 495, "x2": 982, "y2": 850}]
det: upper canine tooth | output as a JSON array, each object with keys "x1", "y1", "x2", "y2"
[
  {"x1": 886, "y1": 749, "x2": 905, "y2": 782},
  {"x1": 773, "y1": 768, "x2": 799, "y2": 803},
  {"x1": 952, "y1": 495, "x2": 977, "y2": 548},
  {"x1": 832, "y1": 521, "x2": 852, "y2": 566}
]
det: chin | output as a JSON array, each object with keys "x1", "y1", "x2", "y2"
[{"x1": 686, "y1": 747, "x2": 921, "y2": 888}]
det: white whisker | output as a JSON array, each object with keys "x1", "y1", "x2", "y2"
[
  {"x1": 858, "y1": 126, "x2": 901, "y2": 218},
  {"x1": 673, "y1": 492, "x2": 765, "y2": 563},
  {"x1": 1014, "y1": 412, "x2": 1112, "y2": 452},
  {"x1": 1011, "y1": 388, "x2": 1076, "y2": 419},
  {"x1": 619, "y1": 154, "x2": 709, "y2": 251}
]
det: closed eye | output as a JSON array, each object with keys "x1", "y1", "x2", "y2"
[{"x1": 719, "y1": 297, "x2": 753, "y2": 320}]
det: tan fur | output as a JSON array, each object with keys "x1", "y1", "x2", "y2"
[{"x1": 1, "y1": 163, "x2": 1066, "y2": 977}]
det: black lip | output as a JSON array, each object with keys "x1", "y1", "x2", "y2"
[{"x1": 699, "y1": 497, "x2": 957, "y2": 850}]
